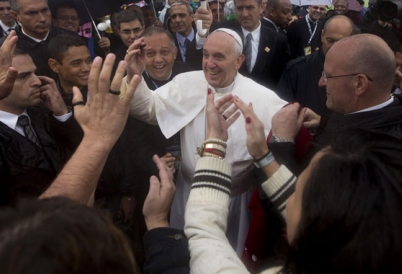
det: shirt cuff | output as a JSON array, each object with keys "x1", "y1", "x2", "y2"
[{"x1": 53, "y1": 111, "x2": 72, "y2": 122}]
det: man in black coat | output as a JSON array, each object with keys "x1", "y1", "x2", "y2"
[
  {"x1": 277, "y1": 15, "x2": 359, "y2": 117},
  {"x1": 210, "y1": 0, "x2": 289, "y2": 90},
  {"x1": 0, "y1": 47, "x2": 79, "y2": 206},
  {"x1": 270, "y1": 34, "x2": 402, "y2": 175},
  {"x1": 286, "y1": 5, "x2": 325, "y2": 59},
  {"x1": 3, "y1": 0, "x2": 76, "y2": 78},
  {"x1": 261, "y1": 0, "x2": 292, "y2": 35}
]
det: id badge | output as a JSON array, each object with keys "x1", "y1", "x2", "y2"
[{"x1": 304, "y1": 45, "x2": 312, "y2": 56}]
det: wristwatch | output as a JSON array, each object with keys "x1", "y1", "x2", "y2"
[{"x1": 269, "y1": 135, "x2": 295, "y2": 144}]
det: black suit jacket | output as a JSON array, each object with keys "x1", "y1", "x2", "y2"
[
  {"x1": 0, "y1": 105, "x2": 81, "y2": 205},
  {"x1": 173, "y1": 26, "x2": 203, "y2": 71},
  {"x1": 211, "y1": 19, "x2": 289, "y2": 90},
  {"x1": 0, "y1": 25, "x2": 77, "y2": 78}
]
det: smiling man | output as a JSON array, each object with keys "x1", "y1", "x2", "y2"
[
  {"x1": 48, "y1": 34, "x2": 91, "y2": 106},
  {"x1": 123, "y1": 28, "x2": 286, "y2": 255},
  {"x1": 208, "y1": 0, "x2": 289, "y2": 89},
  {"x1": 287, "y1": 4, "x2": 326, "y2": 59}
]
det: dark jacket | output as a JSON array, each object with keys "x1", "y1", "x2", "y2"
[
  {"x1": 143, "y1": 228, "x2": 190, "y2": 274},
  {"x1": 0, "y1": 105, "x2": 81, "y2": 206},
  {"x1": 211, "y1": 19, "x2": 289, "y2": 90},
  {"x1": 0, "y1": 25, "x2": 77, "y2": 79},
  {"x1": 286, "y1": 17, "x2": 323, "y2": 60},
  {"x1": 277, "y1": 48, "x2": 332, "y2": 116},
  {"x1": 173, "y1": 25, "x2": 203, "y2": 71}
]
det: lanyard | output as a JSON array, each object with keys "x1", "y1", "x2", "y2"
[{"x1": 305, "y1": 15, "x2": 318, "y2": 45}]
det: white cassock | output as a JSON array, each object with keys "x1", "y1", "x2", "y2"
[{"x1": 124, "y1": 71, "x2": 286, "y2": 256}]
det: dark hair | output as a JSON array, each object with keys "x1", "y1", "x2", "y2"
[
  {"x1": 140, "y1": 26, "x2": 176, "y2": 48},
  {"x1": 0, "y1": 197, "x2": 138, "y2": 274},
  {"x1": 13, "y1": 47, "x2": 27, "y2": 57},
  {"x1": 51, "y1": 1, "x2": 78, "y2": 19},
  {"x1": 48, "y1": 34, "x2": 87, "y2": 64},
  {"x1": 116, "y1": 9, "x2": 144, "y2": 29},
  {"x1": 284, "y1": 130, "x2": 402, "y2": 273}
]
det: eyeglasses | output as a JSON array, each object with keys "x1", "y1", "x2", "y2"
[
  {"x1": 321, "y1": 71, "x2": 373, "y2": 84},
  {"x1": 311, "y1": 6, "x2": 326, "y2": 11},
  {"x1": 57, "y1": 16, "x2": 79, "y2": 21},
  {"x1": 120, "y1": 28, "x2": 143, "y2": 35}
]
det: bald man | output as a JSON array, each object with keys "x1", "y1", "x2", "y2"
[
  {"x1": 277, "y1": 15, "x2": 359, "y2": 116},
  {"x1": 123, "y1": 28, "x2": 287, "y2": 255},
  {"x1": 271, "y1": 33, "x2": 402, "y2": 175}
]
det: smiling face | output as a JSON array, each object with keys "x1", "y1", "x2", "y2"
[
  {"x1": 0, "y1": 54, "x2": 42, "y2": 115},
  {"x1": 307, "y1": 5, "x2": 325, "y2": 21},
  {"x1": 12, "y1": 0, "x2": 51, "y2": 40},
  {"x1": 144, "y1": 32, "x2": 177, "y2": 81},
  {"x1": 235, "y1": 0, "x2": 261, "y2": 31},
  {"x1": 334, "y1": 0, "x2": 348, "y2": 15},
  {"x1": 52, "y1": 46, "x2": 92, "y2": 91},
  {"x1": 210, "y1": 2, "x2": 224, "y2": 23},
  {"x1": 319, "y1": 49, "x2": 356, "y2": 114},
  {"x1": 52, "y1": 7, "x2": 79, "y2": 33},
  {"x1": 202, "y1": 31, "x2": 245, "y2": 88}
]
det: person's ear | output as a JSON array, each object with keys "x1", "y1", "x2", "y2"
[
  {"x1": 48, "y1": 58, "x2": 60, "y2": 74},
  {"x1": 173, "y1": 46, "x2": 178, "y2": 59},
  {"x1": 354, "y1": 74, "x2": 369, "y2": 96},
  {"x1": 11, "y1": 10, "x2": 18, "y2": 22},
  {"x1": 235, "y1": 54, "x2": 245, "y2": 70}
]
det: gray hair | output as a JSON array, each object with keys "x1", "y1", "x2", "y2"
[{"x1": 170, "y1": 1, "x2": 193, "y2": 15}]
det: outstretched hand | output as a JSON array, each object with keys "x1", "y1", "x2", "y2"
[
  {"x1": 206, "y1": 89, "x2": 240, "y2": 141},
  {"x1": 72, "y1": 54, "x2": 140, "y2": 148},
  {"x1": 0, "y1": 30, "x2": 18, "y2": 100},
  {"x1": 234, "y1": 96, "x2": 268, "y2": 159},
  {"x1": 143, "y1": 155, "x2": 176, "y2": 230}
]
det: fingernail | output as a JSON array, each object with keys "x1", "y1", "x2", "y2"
[
  {"x1": 246, "y1": 117, "x2": 251, "y2": 124},
  {"x1": 250, "y1": 102, "x2": 253, "y2": 106},
  {"x1": 208, "y1": 88, "x2": 212, "y2": 94}
]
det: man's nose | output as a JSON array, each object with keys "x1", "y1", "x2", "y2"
[{"x1": 318, "y1": 76, "x2": 326, "y2": 87}]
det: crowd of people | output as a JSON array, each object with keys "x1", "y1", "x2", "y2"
[{"x1": 0, "y1": 0, "x2": 402, "y2": 273}]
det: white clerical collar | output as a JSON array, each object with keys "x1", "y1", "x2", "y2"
[
  {"x1": 0, "y1": 109, "x2": 28, "y2": 130},
  {"x1": 349, "y1": 96, "x2": 395, "y2": 114},
  {"x1": 0, "y1": 20, "x2": 16, "y2": 33},
  {"x1": 21, "y1": 27, "x2": 49, "y2": 42},
  {"x1": 211, "y1": 73, "x2": 238, "y2": 95}
]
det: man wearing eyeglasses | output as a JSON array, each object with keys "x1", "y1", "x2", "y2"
[
  {"x1": 0, "y1": 0, "x2": 16, "y2": 38},
  {"x1": 287, "y1": 4, "x2": 326, "y2": 59},
  {"x1": 113, "y1": 9, "x2": 145, "y2": 71},
  {"x1": 269, "y1": 34, "x2": 402, "y2": 180},
  {"x1": 277, "y1": 15, "x2": 359, "y2": 116}
]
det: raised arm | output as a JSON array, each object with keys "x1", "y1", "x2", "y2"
[{"x1": 40, "y1": 54, "x2": 140, "y2": 204}]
